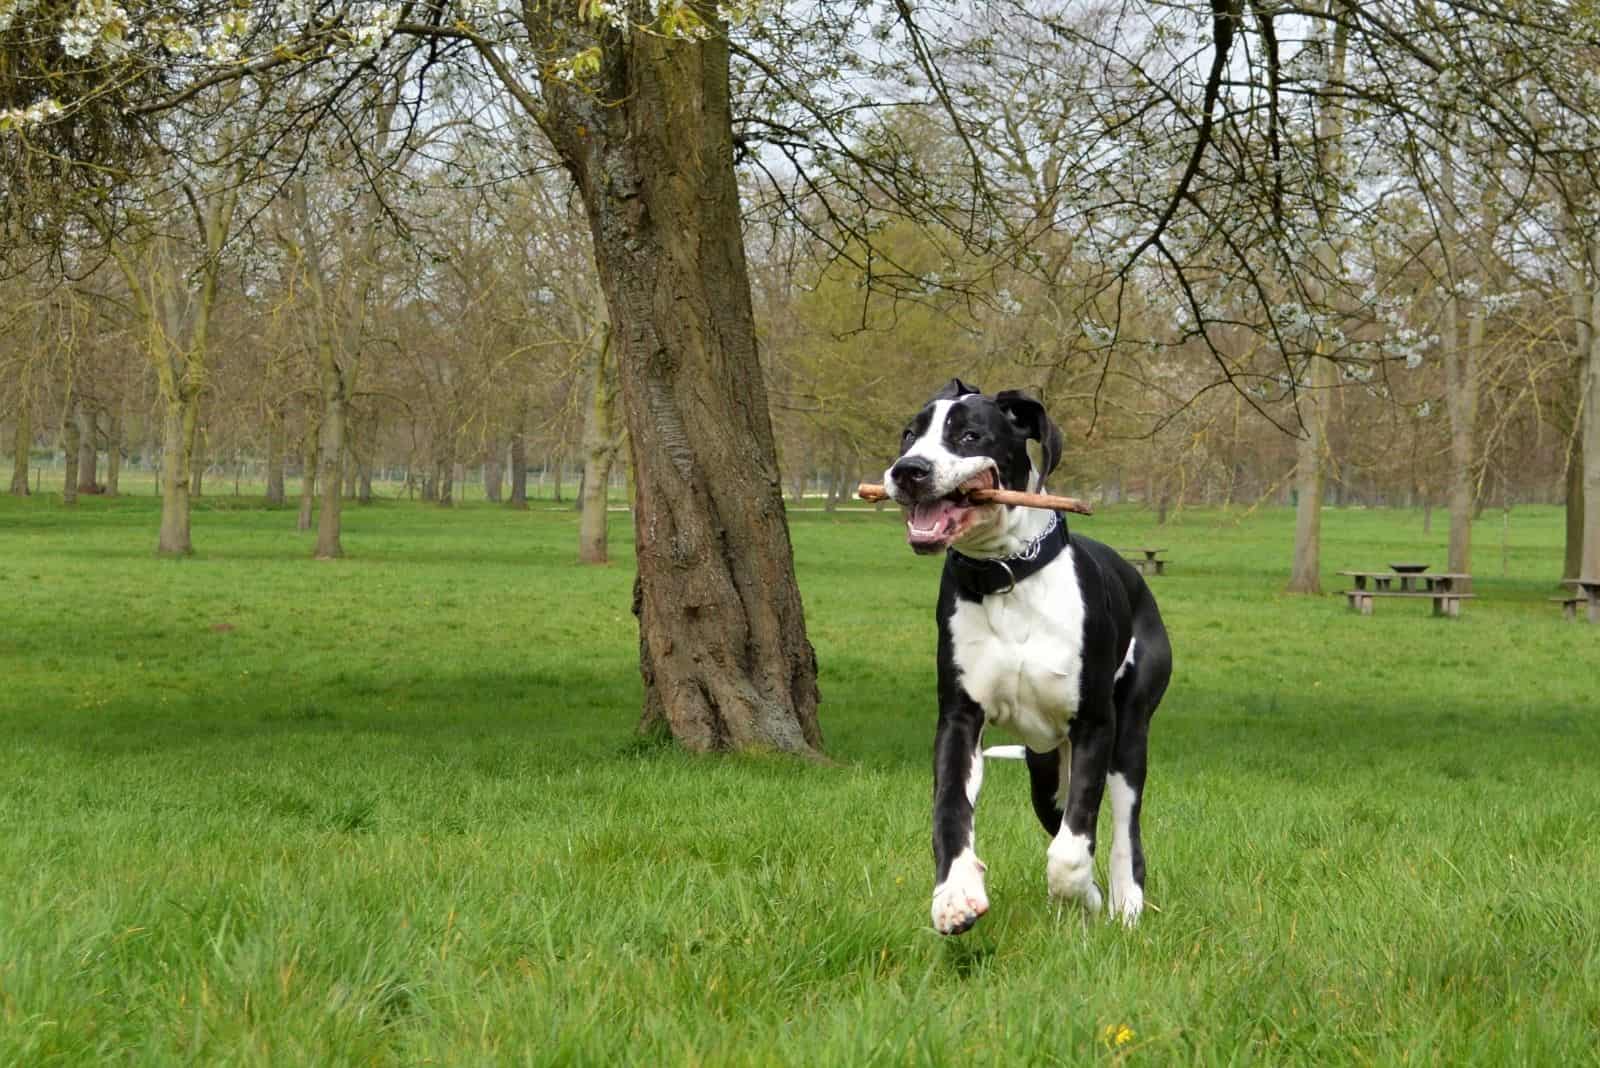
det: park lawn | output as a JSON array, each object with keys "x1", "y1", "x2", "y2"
[{"x1": 0, "y1": 494, "x2": 1596, "y2": 1065}]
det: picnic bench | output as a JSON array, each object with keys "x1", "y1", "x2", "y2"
[
  {"x1": 1120, "y1": 547, "x2": 1168, "y2": 576},
  {"x1": 1338, "y1": 568, "x2": 1474, "y2": 617},
  {"x1": 1552, "y1": 578, "x2": 1600, "y2": 623}
]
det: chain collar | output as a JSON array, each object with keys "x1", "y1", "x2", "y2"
[{"x1": 946, "y1": 513, "x2": 1069, "y2": 599}]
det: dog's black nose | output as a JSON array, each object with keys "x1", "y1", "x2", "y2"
[{"x1": 891, "y1": 457, "x2": 934, "y2": 487}]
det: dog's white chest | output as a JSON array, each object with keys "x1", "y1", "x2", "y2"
[{"x1": 948, "y1": 554, "x2": 1085, "y2": 751}]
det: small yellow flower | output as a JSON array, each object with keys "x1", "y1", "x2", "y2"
[{"x1": 1103, "y1": 1023, "x2": 1135, "y2": 1048}]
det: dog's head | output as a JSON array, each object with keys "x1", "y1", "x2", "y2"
[{"x1": 883, "y1": 379, "x2": 1063, "y2": 554}]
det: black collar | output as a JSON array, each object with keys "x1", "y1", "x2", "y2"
[{"x1": 946, "y1": 512, "x2": 1070, "y2": 599}]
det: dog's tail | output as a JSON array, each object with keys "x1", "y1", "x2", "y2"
[{"x1": 981, "y1": 745, "x2": 1027, "y2": 760}]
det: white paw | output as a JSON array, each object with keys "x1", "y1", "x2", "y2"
[
  {"x1": 1109, "y1": 880, "x2": 1144, "y2": 926},
  {"x1": 931, "y1": 852, "x2": 989, "y2": 935},
  {"x1": 1047, "y1": 832, "x2": 1103, "y2": 913}
]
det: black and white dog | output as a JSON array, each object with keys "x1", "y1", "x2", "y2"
[{"x1": 883, "y1": 379, "x2": 1173, "y2": 934}]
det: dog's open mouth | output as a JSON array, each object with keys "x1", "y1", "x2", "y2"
[{"x1": 904, "y1": 468, "x2": 998, "y2": 553}]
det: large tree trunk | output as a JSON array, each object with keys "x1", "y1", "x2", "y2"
[
  {"x1": 9, "y1": 402, "x2": 30, "y2": 496},
  {"x1": 156, "y1": 395, "x2": 197, "y2": 555},
  {"x1": 578, "y1": 322, "x2": 618, "y2": 564},
  {"x1": 75, "y1": 402, "x2": 99, "y2": 494},
  {"x1": 315, "y1": 378, "x2": 346, "y2": 559},
  {"x1": 103, "y1": 409, "x2": 121, "y2": 496},
  {"x1": 536, "y1": 12, "x2": 821, "y2": 754},
  {"x1": 62, "y1": 404, "x2": 81, "y2": 507},
  {"x1": 265, "y1": 410, "x2": 286, "y2": 505}
]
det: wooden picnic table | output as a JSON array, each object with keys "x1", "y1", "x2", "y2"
[
  {"x1": 1554, "y1": 577, "x2": 1600, "y2": 623},
  {"x1": 1338, "y1": 569, "x2": 1474, "y2": 617},
  {"x1": 1119, "y1": 547, "x2": 1168, "y2": 576}
]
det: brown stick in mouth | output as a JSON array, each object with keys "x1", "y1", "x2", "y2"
[{"x1": 856, "y1": 482, "x2": 1094, "y2": 516}]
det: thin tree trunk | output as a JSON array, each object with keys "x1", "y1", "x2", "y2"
[
  {"x1": 1566, "y1": 428, "x2": 1584, "y2": 580},
  {"x1": 578, "y1": 322, "x2": 618, "y2": 564},
  {"x1": 265, "y1": 409, "x2": 286, "y2": 505},
  {"x1": 1582, "y1": 246, "x2": 1600, "y2": 579},
  {"x1": 104, "y1": 409, "x2": 121, "y2": 496},
  {"x1": 1284, "y1": 15, "x2": 1348, "y2": 596},
  {"x1": 508, "y1": 417, "x2": 528, "y2": 509},
  {"x1": 1439, "y1": 145, "x2": 1492, "y2": 579},
  {"x1": 436, "y1": 439, "x2": 455, "y2": 506},
  {"x1": 9, "y1": 402, "x2": 30, "y2": 496},
  {"x1": 62, "y1": 405, "x2": 80, "y2": 507},
  {"x1": 315, "y1": 380, "x2": 345, "y2": 558},
  {"x1": 298, "y1": 424, "x2": 317, "y2": 532},
  {"x1": 538, "y1": 13, "x2": 821, "y2": 753},
  {"x1": 1286, "y1": 356, "x2": 1333, "y2": 594}
]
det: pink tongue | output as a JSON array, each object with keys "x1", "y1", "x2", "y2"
[{"x1": 907, "y1": 499, "x2": 961, "y2": 546}]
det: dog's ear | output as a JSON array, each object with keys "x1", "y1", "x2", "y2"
[
  {"x1": 996, "y1": 390, "x2": 1063, "y2": 482},
  {"x1": 931, "y1": 377, "x2": 982, "y2": 402}
]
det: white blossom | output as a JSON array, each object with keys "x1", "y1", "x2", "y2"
[
  {"x1": 0, "y1": 0, "x2": 41, "y2": 33},
  {"x1": 58, "y1": 0, "x2": 129, "y2": 60},
  {"x1": 0, "y1": 97, "x2": 63, "y2": 130}
]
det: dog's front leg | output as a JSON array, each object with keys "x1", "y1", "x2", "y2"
[
  {"x1": 930, "y1": 690, "x2": 988, "y2": 935},
  {"x1": 1046, "y1": 707, "x2": 1113, "y2": 914}
]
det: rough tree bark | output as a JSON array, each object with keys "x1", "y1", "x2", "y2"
[{"x1": 516, "y1": 9, "x2": 821, "y2": 753}]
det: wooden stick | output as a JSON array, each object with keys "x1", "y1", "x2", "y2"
[{"x1": 856, "y1": 482, "x2": 1094, "y2": 516}]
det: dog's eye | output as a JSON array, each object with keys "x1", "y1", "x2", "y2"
[
  {"x1": 960, "y1": 430, "x2": 981, "y2": 445},
  {"x1": 901, "y1": 428, "x2": 915, "y2": 443}
]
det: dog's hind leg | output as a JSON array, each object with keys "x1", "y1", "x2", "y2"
[
  {"x1": 930, "y1": 690, "x2": 988, "y2": 935},
  {"x1": 1108, "y1": 617, "x2": 1172, "y2": 925},
  {"x1": 1106, "y1": 733, "x2": 1148, "y2": 926}
]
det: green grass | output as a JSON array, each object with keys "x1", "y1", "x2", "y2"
[{"x1": 1, "y1": 493, "x2": 1596, "y2": 1065}]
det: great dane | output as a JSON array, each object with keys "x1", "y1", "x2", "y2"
[{"x1": 883, "y1": 379, "x2": 1173, "y2": 934}]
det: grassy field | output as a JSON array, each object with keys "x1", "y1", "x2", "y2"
[{"x1": 1, "y1": 492, "x2": 1596, "y2": 1065}]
